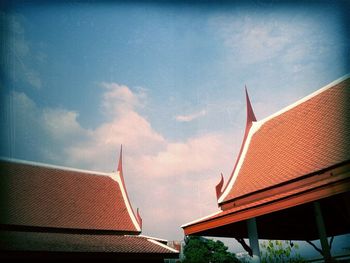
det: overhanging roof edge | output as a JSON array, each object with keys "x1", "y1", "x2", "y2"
[{"x1": 183, "y1": 165, "x2": 350, "y2": 235}]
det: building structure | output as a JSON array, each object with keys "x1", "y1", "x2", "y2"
[
  {"x1": 182, "y1": 75, "x2": 350, "y2": 262},
  {"x1": 0, "y1": 147, "x2": 179, "y2": 262}
]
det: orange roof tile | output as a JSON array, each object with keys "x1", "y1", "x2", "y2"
[
  {"x1": 221, "y1": 76, "x2": 350, "y2": 204},
  {"x1": 0, "y1": 158, "x2": 140, "y2": 233},
  {"x1": 0, "y1": 231, "x2": 178, "y2": 254}
]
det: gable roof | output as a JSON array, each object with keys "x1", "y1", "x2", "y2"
[
  {"x1": 0, "y1": 157, "x2": 141, "y2": 233},
  {"x1": 182, "y1": 75, "x2": 350, "y2": 239},
  {"x1": 219, "y1": 74, "x2": 350, "y2": 204}
]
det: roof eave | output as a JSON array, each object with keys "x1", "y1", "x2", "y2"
[{"x1": 183, "y1": 162, "x2": 350, "y2": 237}]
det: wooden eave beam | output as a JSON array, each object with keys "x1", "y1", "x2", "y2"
[
  {"x1": 183, "y1": 173, "x2": 350, "y2": 236},
  {"x1": 220, "y1": 162, "x2": 350, "y2": 211}
]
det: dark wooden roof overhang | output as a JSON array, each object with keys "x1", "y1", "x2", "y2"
[{"x1": 183, "y1": 161, "x2": 350, "y2": 240}]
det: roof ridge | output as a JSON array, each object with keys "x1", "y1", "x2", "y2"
[
  {"x1": 258, "y1": 73, "x2": 350, "y2": 125},
  {"x1": 0, "y1": 157, "x2": 113, "y2": 177}
]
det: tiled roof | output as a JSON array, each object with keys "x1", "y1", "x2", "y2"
[
  {"x1": 0, "y1": 230, "x2": 179, "y2": 254},
  {"x1": 221, "y1": 76, "x2": 350, "y2": 203},
  {"x1": 0, "y1": 159, "x2": 139, "y2": 233}
]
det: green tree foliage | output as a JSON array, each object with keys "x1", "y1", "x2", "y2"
[
  {"x1": 183, "y1": 236, "x2": 240, "y2": 263},
  {"x1": 260, "y1": 240, "x2": 306, "y2": 263}
]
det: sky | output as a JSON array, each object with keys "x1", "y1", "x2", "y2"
[{"x1": 1, "y1": 0, "x2": 350, "y2": 257}]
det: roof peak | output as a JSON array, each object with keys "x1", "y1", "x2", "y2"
[
  {"x1": 118, "y1": 144, "x2": 123, "y2": 173},
  {"x1": 245, "y1": 86, "x2": 257, "y2": 124}
]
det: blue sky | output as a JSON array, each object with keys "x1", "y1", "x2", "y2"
[{"x1": 1, "y1": 0, "x2": 349, "y2": 256}]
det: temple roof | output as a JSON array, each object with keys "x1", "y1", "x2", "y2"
[
  {"x1": 219, "y1": 74, "x2": 350, "y2": 204},
  {"x1": 182, "y1": 74, "x2": 350, "y2": 239},
  {"x1": 0, "y1": 156, "x2": 141, "y2": 233}
]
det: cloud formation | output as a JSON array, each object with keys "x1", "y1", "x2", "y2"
[
  {"x1": 209, "y1": 12, "x2": 341, "y2": 69},
  {"x1": 1, "y1": 13, "x2": 43, "y2": 89},
  {"x1": 1, "y1": 84, "x2": 239, "y2": 240},
  {"x1": 175, "y1": 109, "x2": 207, "y2": 122}
]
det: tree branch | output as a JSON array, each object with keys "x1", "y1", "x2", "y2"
[
  {"x1": 235, "y1": 238, "x2": 253, "y2": 257},
  {"x1": 329, "y1": 236, "x2": 334, "y2": 250},
  {"x1": 306, "y1": 240, "x2": 323, "y2": 256}
]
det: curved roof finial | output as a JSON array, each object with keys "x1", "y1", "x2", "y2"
[
  {"x1": 215, "y1": 173, "x2": 224, "y2": 200},
  {"x1": 245, "y1": 85, "x2": 257, "y2": 125},
  {"x1": 217, "y1": 86, "x2": 257, "y2": 204}
]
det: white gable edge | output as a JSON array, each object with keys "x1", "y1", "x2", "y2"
[
  {"x1": 217, "y1": 121, "x2": 261, "y2": 203},
  {"x1": 111, "y1": 171, "x2": 142, "y2": 232}
]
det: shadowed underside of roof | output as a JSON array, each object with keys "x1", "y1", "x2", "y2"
[
  {"x1": 184, "y1": 191, "x2": 350, "y2": 240},
  {"x1": 0, "y1": 159, "x2": 139, "y2": 233},
  {"x1": 222, "y1": 76, "x2": 350, "y2": 204}
]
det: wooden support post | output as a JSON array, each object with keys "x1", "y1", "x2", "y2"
[
  {"x1": 313, "y1": 201, "x2": 332, "y2": 262},
  {"x1": 247, "y1": 217, "x2": 261, "y2": 263}
]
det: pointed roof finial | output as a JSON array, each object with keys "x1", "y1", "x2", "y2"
[
  {"x1": 118, "y1": 144, "x2": 123, "y2": 173},
  {"x1": 245, "y1": 86, "x2": 257, "y2": 124}
]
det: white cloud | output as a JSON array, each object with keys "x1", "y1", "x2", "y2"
[
  {"x1": 25, "y1": 71, "x2": 42, "y2": 89},
  {"x1": 61, "y1": 84, "x2": 240, "y2": 239},
  {"x1": 65, "y1": 83, "x2": 166, "y2": 170},
  {"x1": 42, "y1": 109, "x2": 90, "y2": 141},
  {"x1": 1, "y1": 84, "x2": 243, "y2": 240},
  {"x1": 209, "y1": 13, "x2": 331, "y2": 67},
  {"x1": 175, "y1": 109, "x2": 207, "y2": 122},
  {"x1": 101, "y1": 82, "x2": 147, "y2": 117},
  {"x1": 0, "y1": 91, "x2": 91, "y2": 163},
  {"x1": 137, "y1": 133, "x2": 232, "y2": 178},
  {"x1": 1, "y1": 13, "x2": 43, "y2": 89}
]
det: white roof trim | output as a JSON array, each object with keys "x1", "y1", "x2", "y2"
[
  {"x1": 218, "y1": 121, "x2": 261, "y2": 203},
  {"x1": 139, "y1": 234, "x2": 168, "y2": 243},
  {"x1": 110, "y1": 171, "x2": 142, "y2": 232},
  {"x1": 181, "y1": 210, "x2": 222, "y2": 228},
  {"x1": 0, "y1": 157, "x2": 141, "y2": 232},
  {"x1": 259, "y1": 73, "x2": 350, "y2": 125},
  {"x1": 217, "y1": 73, "x2": 350, "y2": 204},
  {"x1": 0, "y1": 157, "x2": 113, "y2": 177},
  {"x1": 147, "y1": 239, "x2": 179, "y2": 253}
]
